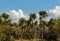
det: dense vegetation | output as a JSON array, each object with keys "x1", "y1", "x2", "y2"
[{"x1": 0, "y1": 11, "x2": 60, "y2": 41}]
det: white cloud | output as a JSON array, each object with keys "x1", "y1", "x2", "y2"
[
  {"x1": 7, "y1": 6, "x2": 60, "y2": 23},
  {"x1": 36, "y1": 13, "x2": 39, "y2": 17},
  {"x1": 8, "y1": 9, "x2": 29, "y2": 22},
  {"x1": 18, "y1": 10, "x2": 25, "y2": 17},
  {"x1": 48, "y1": 6, "x2": 60, "y2": 18}
]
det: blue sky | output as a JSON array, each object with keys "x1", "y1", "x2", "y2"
[
  {"x1": 0, "y1": 0, "x2": 60, "y2": 21},
  {"x1": 0, "y1": 0, "x2": 60, "y2": 15}
]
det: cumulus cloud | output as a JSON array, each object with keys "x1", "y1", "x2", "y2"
[
  {"x1": 7, "y1": 6, "x2": 60, "y2": 22},
  {"x1": 8, "y1": 9, "x2": 29, "y2": 22},
  {"x1": 18, "y1": 10, "x2": 25, "y2": 17},
  {"x1": 48, "y1": 6, "x2": 60, "y2": 18},
  {"x1": 36, "y1": 13, "x2": 39, "y2": 17}
]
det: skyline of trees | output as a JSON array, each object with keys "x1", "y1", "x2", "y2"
[{"x1": 0, "y1": 10, "x2": 60, "y2": 41}]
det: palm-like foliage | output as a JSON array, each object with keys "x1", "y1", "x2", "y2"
[
  {"x1": 39, "y1": 10, "x2": 48, "y2": 41},
  {"x1": 19, "y1": 18, "x2": 26, "y2": 26},
  {"x1": 19, "y1": 18, "x2": 25, "y2": 23},
  {"x1": 29, "y1": 13, "x2": 36, "y2": 29},
  {"x1": 2, "y1": 13, "x2": 9, "y2": 25},
  {"x1": 29, "y1": 13, "x2": 36, "y2": 21},
  {"x1": 39, "y1": 10, "x2": 48, "y2": 19},
  {"x1": 2, "y1": 13, "x2": 9, "y2": 21}
]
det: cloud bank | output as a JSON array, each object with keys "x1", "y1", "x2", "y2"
[
  {"x1": 7, "y1": 6, "x2": 60, "y2": 22},
  {"x1": 8, "y1": 9, "x2": 29, "y2": 22},
  {"x1": 48, "y1": 6, "x2": 60, "y2": 18}
]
